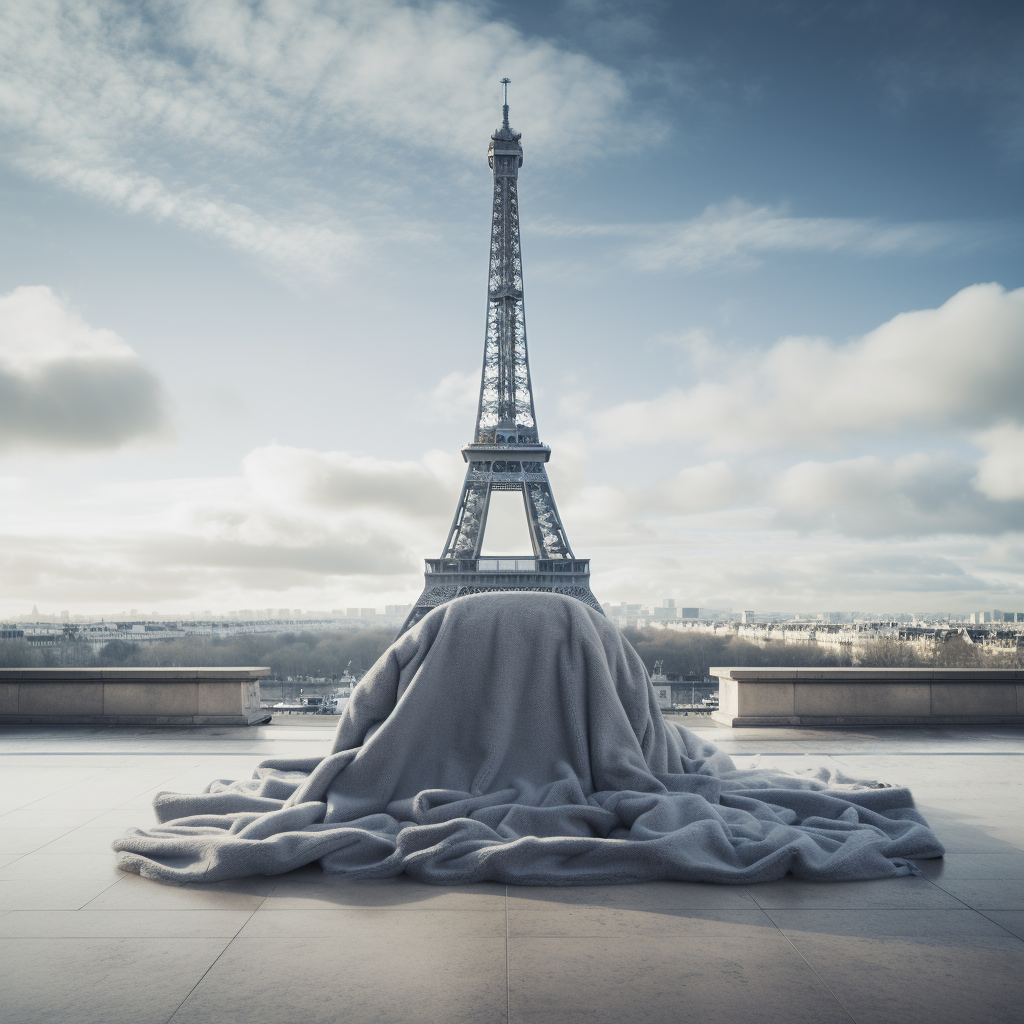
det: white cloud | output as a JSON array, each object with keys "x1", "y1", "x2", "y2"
[
  {"x1": 241, "y1": 444, "x2": 462, "y2": 517},
  {"x1": 0, "y1": 286, "x2": 168, "y2": 451},
  {"x1": 586, "y1": 450, "x2": 1022, "y2": 540},
  {"x1": 769, "y1": 453, "x2": 1024, "y2": 537},
  {"x1": 0, "y1": 0, "x2": 643, "y2": 278},
  {"x1": 973, "y1": 424, "x2": 1024, "y2": 501},
  {"x1": 0, "y1": 442, "x2": 464, "y2": 612},
  {"x1": 0, "y1": 285, "x2": 133, "y2": 369},
  {"x1": 535, "y1": 199, "x2": 994, "y2": 273},
  {"x1": 2, "y1": 436, "x2": 1020, "y2": 614},
  {"x1": 595, "y1": 283, "x2": 1024, "y2": 452}
]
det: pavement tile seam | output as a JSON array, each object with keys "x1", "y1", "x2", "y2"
[
  {"x1": 763, "y1": 907, "x2": 1024, "y2": 946},
  {"x1": 163, "y1": 906, "x2": 263, "y2": 1022},
  {"x1": 929, "y1": 878, "x2": 1024, "y2": 911},
  {"x1": 0, "y1": 909, "x2": 258, "y2": 939},
  {"x1": 978, "y1": 911, "x2": 1024, "y2": 943},
  {"x1": 0, "y1": 934, "x2": 241, "y2": 1024},
  {"x1": 0, "y1": 825, "x2": 80, "y2": 855},
  {"x1": 68, "y1": 868, "x2": 132, "y2": 912},
  {"x1": 761, "y1": 913, "x2": 862, "y2": 1024},
  {"x1": 920, "y1": 876, "x2": 976, "y2": 912}
]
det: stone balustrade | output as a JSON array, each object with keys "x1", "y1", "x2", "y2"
[
  {"x1": 710, "y1": 666, "x2": 1024, "y2": 727},
  {"x1": 0, "y1": 667, "x2": 272, "y2": 727}
]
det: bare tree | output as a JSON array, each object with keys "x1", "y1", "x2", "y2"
[{"x1": 858, "y1": 637, "x2": 921, "y2": 667}]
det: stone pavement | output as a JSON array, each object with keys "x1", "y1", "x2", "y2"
[{"x1": 1, "y1": 719, "x2": 1022, "y2": 1024}]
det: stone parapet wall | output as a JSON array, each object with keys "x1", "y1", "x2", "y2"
[
  {"x1": 710, "y1": 666, "x2": 1024, "y2": 727},
  {"x1": 0, "y1": 667, "x2": 272, "y2": 726}
]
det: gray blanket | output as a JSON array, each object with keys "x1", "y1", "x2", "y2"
[{"x1": 114, "y1": 592, "x2": 943, "y2": 884}]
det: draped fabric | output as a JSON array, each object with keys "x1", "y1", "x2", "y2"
[{"x1": 114, "y1": 592, "x2": 942, "y2": 885}]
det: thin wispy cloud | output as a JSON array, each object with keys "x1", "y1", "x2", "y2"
[
  {"x1": 0, "y1": 0, "x2": 647, "y2": 279},
  {"x1": 535, "y1": 199, "x2": 1003, "y2": 273}
]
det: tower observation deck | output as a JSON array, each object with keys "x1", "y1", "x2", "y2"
[{"x1": 400, "y1": 82, "x2": 602, "y2": 634}]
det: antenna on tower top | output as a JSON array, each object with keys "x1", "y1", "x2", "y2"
[{"x1": 500, "y1": 77, "x2": 511, "y2": 127}]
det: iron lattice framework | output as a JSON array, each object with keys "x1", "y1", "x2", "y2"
[{"x1": 400, "y1": 86, "x2": 602, "y2": 634}]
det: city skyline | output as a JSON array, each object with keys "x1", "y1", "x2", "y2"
[
  {"x1": 9, "y1": 598, "x2": 1021, "y2": 627},
  {"x1": 0, "y1": 1, "x2": 1021, "y2": 616}
]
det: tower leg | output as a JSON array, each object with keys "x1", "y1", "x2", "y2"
[
  {"x1": 524, "y1": 478, "x2": 572, "y2": 559},
  {"x1": 442, "y1": 481, "x2": 491, "y2": 559}
]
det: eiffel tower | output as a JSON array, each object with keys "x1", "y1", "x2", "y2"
[{"x1": 400, "y1": 82, "x2": 602, "y2": 635}]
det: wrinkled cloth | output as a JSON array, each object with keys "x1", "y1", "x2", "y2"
[{"x1": 114, "y1": 592, "x2": 943, "y2": 885}]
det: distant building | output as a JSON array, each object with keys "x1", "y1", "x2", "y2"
[
  {"x1": 653, "y1": 600, "x2": 679, "y2": 620},
  {"x1": 992, "y1": 610, "x2": 1024, "y2": 623}
]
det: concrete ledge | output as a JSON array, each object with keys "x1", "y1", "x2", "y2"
[
  {"x1": 0, "y1": 667, "x2": 272, "y2": 726},
  {"x1": 710, "y1": 666, "x2": 1024, "y2": 727}
]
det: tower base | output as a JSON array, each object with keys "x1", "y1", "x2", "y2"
[{"x1": 400, "y1": 556, "x2": 602, "y2": 635}]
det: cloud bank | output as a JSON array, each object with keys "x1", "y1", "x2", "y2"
[
  {"x1": 0, "y1": 286, "x2": 167, "y2": 452},
  {"x1": 2, "y1": 284, "x2": 1020, "y2": 613},
  {"x1": 0, "y1": 442, "x2": 462, "y2": 611},
  {"x1": 596, "y1": 283, "x2": 1024, "y2": 452},
  {"x1": 559, "y1": 283, "x2": 1024, "y2": 565}
]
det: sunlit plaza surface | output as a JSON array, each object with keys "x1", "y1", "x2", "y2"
[{"x1": 1, "y1": 718, "x2": 1022, "y2": 1024}]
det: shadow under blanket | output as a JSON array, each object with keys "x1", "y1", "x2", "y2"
[{"x1": 114, "y1": 592, "x2": 943, "y2": 885}]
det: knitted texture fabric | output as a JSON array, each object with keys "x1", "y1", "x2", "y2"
[{"x1": 114, "y1": 592, "x2": 943, "y2": 884}]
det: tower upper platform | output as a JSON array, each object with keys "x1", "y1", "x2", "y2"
[{"x1": 487, "y1": 80, "x2": 523, "y2": 175}]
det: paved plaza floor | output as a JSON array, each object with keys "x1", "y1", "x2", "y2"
[{"x1": 1, "y1": 718, "x2": 1022, "y2": 1024}]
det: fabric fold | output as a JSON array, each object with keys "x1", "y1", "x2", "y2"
[{"x1": 114, "y1": 591, "x2": 943, "y2": 885}]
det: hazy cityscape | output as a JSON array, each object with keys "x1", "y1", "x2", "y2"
[
  {"x1": 4, "y1": 595, "x2": 1019, "y2": 684},
  {"x1": 9, "y1": 596, "x2": 1022, "y2": 628}
]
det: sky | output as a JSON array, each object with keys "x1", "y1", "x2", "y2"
[{"x1": 0, "y1": 0, "x2": 1021, "y2": 618}]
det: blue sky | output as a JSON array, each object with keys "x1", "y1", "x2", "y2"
[{"x1": 0, "y1": 0, "x2": 1021, "y2": 617}]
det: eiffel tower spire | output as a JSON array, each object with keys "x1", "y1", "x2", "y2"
[{"x1": 400, "y1": 83, "x2": 602, "y2": 634}]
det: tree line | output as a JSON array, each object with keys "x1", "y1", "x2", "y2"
[
  {"x1": 1, "y1": 625, "x2": 1015, "y2": 678},
  {"x1": 623, "y1": 628, "x2": 1018, "y2": 676},
  {"x1": 0, "y1": 629, "x2": 397, "y2": 677}
]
